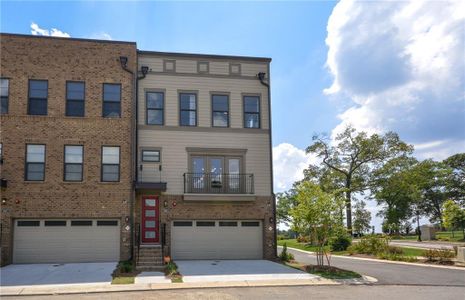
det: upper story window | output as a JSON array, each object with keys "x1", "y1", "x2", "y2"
[
  {"x1": 101, "y1": 146, "x2": 120, "y2": 182},
  {"x1": 0, "y1": 78, "x2": 9, "y2": 114},
  {"x1": 102, "y1": 83, "x2": 121, "y2": 118},
  {"x1": 25, "y1": 144, "x2": 45, "y2": 181},
  {"x1": 146, "y1": 92, "x2": 164, "y2": 125},
  {"x1": 64, "y1": 145, "x2": 83, "y2": 182},
  {"x1": 243, "y1": 96, "x2": 260, "y2": 128},
  {"x1": 66, "y1": 81, "x2": 85, "y2": 117},
  {"x1": 28, "y1": 80, "x2": 48, "y2": 115},
  {"x1": 142, "y1": 150, "x2": 160, "y2": 162},
  {"x1": 180, "y1": 93, "x2": 197, "y2": 126},
  {"x1": 212, "y1": 94, "x2": 229, "y2": 127}
]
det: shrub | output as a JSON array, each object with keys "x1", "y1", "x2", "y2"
[
  {"x1": 117, "y1": 260, "x2": 133, "y2": 273},
  {"x1": 277, "y1": 234, "x2": 286, "y2": 240},
  {"x1": 424, "y1": 248, "x2": 455, "y2": 262},
  {"x1": 297, "y1": 235, "x2": 310, "y2": 243},
  {"x1": 386, "y1": 246, "x2": 403, "y2": 255},
  {"x1": 165, "y1": 261, "x2": 179, "y2": 276},
  {"x1": 351, "y1": 235, "x2": 390, "y2": 255},
  {"x1": 329, "y1": 234, "x2": 352, "y2": 252},
  {"x1": 377, "y1": 252, "x2": 418, "y2": 262},
  {"x1": 279, "y1": 243, "x2": 295, "y2": 262}
]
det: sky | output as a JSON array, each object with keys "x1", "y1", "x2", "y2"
[{"x1": 1, "y1": 1, "x2": 464, "y2": 231}]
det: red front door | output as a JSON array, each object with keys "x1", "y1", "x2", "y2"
[{"x1": 141, "y1": 196, "x2": 160, "y2": 243}]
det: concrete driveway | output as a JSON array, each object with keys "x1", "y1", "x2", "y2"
[
  {"x1": 176, "y1": 260, "x2": 317, "y2": 283},
  {"x1": 0, "y1": 262, "x2": 117, "y2": 287}
]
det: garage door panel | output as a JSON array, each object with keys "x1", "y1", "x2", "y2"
[
  {"x1": 171, "y1": 220, "x2": 262, "y2": 260},
  {"x1": 13, "y1": 219, "x2": 120, "y2": 264}
]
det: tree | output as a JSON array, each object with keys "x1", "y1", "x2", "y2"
[
  {"x1": 290, "y1": 181, "x2": 345, "y2": 266},
  {"x1": 443, "y1": 199, "x2": 465, "y2": 237},
  {"x1": 306, "y1": 125, "x2": 412, "y2": 233},
  {"x1": 352, "y1": 201, "x2": 372, "y2": 236},
  {"x1": 443, "y1": 153, "x2": 465, "y2": 205},
  {"x1": 276, "y1": 188, "x2": 298, "y2": 226},
  {"x1": 370, "y1": 157, "x2": 419, "y2": 234}
]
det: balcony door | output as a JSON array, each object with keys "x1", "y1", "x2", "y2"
[{"x1": 190, "y1": 156, "x2": 242, "y2": 193}]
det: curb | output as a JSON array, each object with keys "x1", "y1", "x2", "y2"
[
  {"x1": 0, "y1": 278, "x2": 341, "y2": 296},
  {"x1": 282, "y1": 246, "x2": 465, "y2": 271}
]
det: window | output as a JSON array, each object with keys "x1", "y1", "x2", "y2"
[
  {"x1": 212, "y1": 94, "x2": 229, "y2": 127},
  {"x1": 0, "y1": 78, "x2": 9, "y2": 114},
  {"x1": 180, "y1": 93, "x2": 197, "y2": 126},
  {"x1": 66, "y1": 81, "x2": 85, "y2": 117},
  {"x1": 44, "y1": 220, "x2": 67, "y2": 226},
  {"x1": 173, "y1": 221, "x2": 193, "y2": 227},
  {"x1": 142, "y1": 150, "x2": 160, "y2": 162},
  {"x1": 241, "y1": 221, "x2": 260, "y2": 227},
  {"x1": 146, "y1": 92, "x2": 164, "y2": 125},
  {"x1": 97, "y1": 220, "x2": 118, "y2": 226},
  {"x1": 244, "y1": 96, "x2": 260, "y2": 128},
  {"x1": 101, "y1": 146, "x2": 120, "y2": 182},
  {"x1": 219, "y1": 221, "x2": 238, "y2": 227},
  {"x1": 64, "y1": 145, "x2": 83, "y2": 181},
  {"x1": 71, "y1": 220, "x2": 92, "y2": 226},
  {"x1": 25, "y1": 144, "x2": 45, "y2": 181},
  {"x1": 103, "y1": 83, "x2": 121, "y2": 117},
  {"x1": 17, "y1": 220, "x2": 40, "y2": 227},
  {"x1": 196, "y1": 221, "x2": 215, "y2": 227},
  {"x1": 28, "y1": 80, "x2": 48, "y2": 115}
]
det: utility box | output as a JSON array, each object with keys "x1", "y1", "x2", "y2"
[
  {"x1": 420, "y1": 225, "x2": 437, "y2": 241},
  {"x1": 457, "y1": 247, "x2": 465, "y2": 263}
]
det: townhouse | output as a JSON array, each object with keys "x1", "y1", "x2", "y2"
[
  {"x1": 0, "y1": 34, "x2": 137, "y2": 265},
  {"x1": 134, "y1": 52, "x2": 275, "y2": 268},
  {"x1": 0, "y1": 33, "x2": 275, "y2": 268}
]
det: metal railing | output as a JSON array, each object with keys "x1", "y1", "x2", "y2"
[{"x1": 183, "y1": 173, "x2": 254, "y2": 194}]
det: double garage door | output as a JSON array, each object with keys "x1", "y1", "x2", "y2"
[
  {"x1": 171, "y1": 220, "x2": 263, "y2": 260},
  {"x1": 13, "y1": 219, "x2": 120, "y2": 264}
]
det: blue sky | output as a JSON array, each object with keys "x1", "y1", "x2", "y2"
[{"x1": 2, "y1": 1, "x2": 464, "y2": 230}]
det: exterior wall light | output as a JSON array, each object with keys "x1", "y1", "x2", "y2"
[
  {"x1": 119, "y1": 56, "x2": 128, "y2": 68},
  {"x1": 141, "y1": 65, "x2": 149, "y2": 75}
]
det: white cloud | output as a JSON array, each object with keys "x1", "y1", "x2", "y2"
[
  {"x1": 273, "y1": 143, "x2": 317, "y2": 192},
  {"x1": 31, "y1": 22, "x2": 70, "y2": 38},
  {"x1": 325, "y1": 0, "x2": 465, "y2": 160},
  {"x1": 89, "y1": 32, "x2": 112, "y2": 40}
]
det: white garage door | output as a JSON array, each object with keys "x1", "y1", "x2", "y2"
[
  {"x1": 171, "y1": 220, "x2": 263, "y2": 260},
  {"x1": 13, "y1": 219, "x2": 120, "y2": 264}
]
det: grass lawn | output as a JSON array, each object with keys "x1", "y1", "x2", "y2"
[
  {"x1": 401, "y1": 247, "x2": 426, "y2": 257},
  {"x1": 171, "y1": 276, "x2": 183, "y2": 283},
  {"x1": 111, "y1": 276, "x2": 135, "y2": 284},
  {"x1": 436, "y1": 231, "x2": 465, "y2": 242},
  {"x1": 286, "y1": 262, "x2": 361, "y2": 279},
  {"x1": 278, "y1": 239, "x2": 348, "y2": 255}
]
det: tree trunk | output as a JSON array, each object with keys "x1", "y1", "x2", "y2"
[{"x1": 345, "y1": 186, "x2": 352, "y2": 234}]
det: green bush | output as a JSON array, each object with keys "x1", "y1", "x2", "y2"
[
  {"x1": 277, "y1": 234, "x2": 286, "y2": 240},
  {"x1": 424, "y1": 249, "x2": 456, "y2": 262},
  {"x1": 386, "y1": 246, "x2": 403, "y2": 255},
  {"x1": 279, "y1": 243, "x2": 295, "y2": 262},
  {"x1": 297, "y1": 235, "x2": 310, "y2": 243},
  {"x1": 329, "y1": 234, "x2": 352, "y2": 251},
  {"x1": 117, "y1": 260, "x2": 133, "y2": 273},
  {"x1": 350, "y1": 235, "x2": 390, "y2": 255},
  {"x1": 165, "y1": 261, "x2": 178, "y2": 276},
  {"x1": 377, "y1": 252, "x2": 418, "y2": 262}
]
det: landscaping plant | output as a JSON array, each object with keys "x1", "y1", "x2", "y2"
[
  {"x1": 329, "y1": 232, "x2": 352, "y2": 252},
  {"x1": 279, "y1": 243, "x2": 295, "y2": 262}
]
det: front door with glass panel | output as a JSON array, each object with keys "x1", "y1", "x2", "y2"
[{"x1": 141, "y1": 196, "x2": 159, "y2": 243}]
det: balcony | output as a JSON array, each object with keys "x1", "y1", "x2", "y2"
[
  {"x1": 134, "y1": 164, "x2": 167, "y2": 191},
  {"x1": 183, "y1": 173, "x2": 254, "y2": 195}
]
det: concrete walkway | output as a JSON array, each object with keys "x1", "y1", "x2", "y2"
[{"x1": 176, "y1": 260, "x2": 317, "y2": 283}]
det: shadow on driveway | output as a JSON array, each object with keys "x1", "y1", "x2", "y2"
[{"x1": 0, "y1": 262, "x2": 117, "y2": 286}]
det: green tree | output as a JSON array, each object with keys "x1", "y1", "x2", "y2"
[
  {"x1": 276, "y1": 188, "x2": 298, "y2": 226},
  {"x1": 290, "y1": 181, "x2": 345, "y2": 266},
  {"x1": 442, "y1": 200, "x2": 465, "y2": 237},
  {"x1": 306, "y1": 126, "x2": 412, "y2": 232},
  {"x1": 352, "y1": 201, "x2": 372, "y2": 236},
  {"x1": 443, "y1": 153, "x2": 465, "y2": 205}
]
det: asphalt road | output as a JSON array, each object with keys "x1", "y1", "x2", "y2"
[
  {"x1": 287, "y1": 247, "x2": 465, "y2": 286},
  {"x1": 4, "y1": 285, "x2": 465, "y2": 300}
]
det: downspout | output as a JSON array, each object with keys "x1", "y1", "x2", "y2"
[
  {"x1": 257, "y1": 70, "x2": 277, "y2": 259},
  {"x1": 119, "y1": 56, "x2": 135, "y2": 260}
]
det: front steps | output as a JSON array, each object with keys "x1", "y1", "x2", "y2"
[{"x1": 136, "y1": 245, "x2": 164, "y2": 271}]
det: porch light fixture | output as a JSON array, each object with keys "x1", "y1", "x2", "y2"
[
  {"x1": 1, "y1": 198, "x2": 6, "y2": 205},
  {"x1": 125, "y1": 216, "x2": 130, "y2": 223},
  {"x1": 269, "y1": 217, "x2": 274, "y2": 224},
  {"x1": 163, "y1": 200, "x2": 168, "y2": 208},
  {"x1": 141, "y1": 65, "x2": 149, "y2": 75},
  {"x1": 119, "y1": 56, "x2": 128, "y2": 68}
]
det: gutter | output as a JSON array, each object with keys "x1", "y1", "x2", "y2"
[{"x1": 257, "y1": 70, "x2": 277, "y2": 259}]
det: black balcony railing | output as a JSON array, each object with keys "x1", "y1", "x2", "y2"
[
  {"x1": 134, "y1": 164, "x2": 167, "y2": 191},
  {"x1": 183, "y1": 173, "x2": 254, "y2": 194}
]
